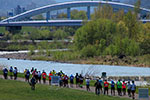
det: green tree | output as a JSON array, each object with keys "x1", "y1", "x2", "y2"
[
  {"x1": 32, "y1": 14, "x2": 45, "y2": 20},
  {"x1": 71, "y1": 10, "x2": 87, "y2": 20},
  {"x1": 92, "y1": 4, "x2": 113, "y2": 20},
  {"x1": 81, "y1": 45, "x2": 97, "y2": 57},
  {"x1": 123, "y1": 11, "x2": 140, "y2": 40},
  {"x1": 74, "y1": 19, "x2": 117, "y2": 50},
  {"x1": 53, "y1": 29, "x2": 68, "y2": 40},
  {"x1": 134, "y1": 0, "x2": 141, "y2": 18}
]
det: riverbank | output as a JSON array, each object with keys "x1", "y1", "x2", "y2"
[
  {"x1": 0, "y1": 77, "x2": 132, "y2": 100},
  {"x1": 0, "y1": 52, "x2": 149, "y2": 68}
]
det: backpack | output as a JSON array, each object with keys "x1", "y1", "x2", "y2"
[
  {"x1": 97, "y1": 81, "x2": 102, "y2": 87},
  {"x1": 31, "y1": 78, "x2": 36, "y2": 84}
]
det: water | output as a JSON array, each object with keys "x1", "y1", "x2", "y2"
[{"x1": 0, "y1": 58, "x2": 150, "y2": 76}]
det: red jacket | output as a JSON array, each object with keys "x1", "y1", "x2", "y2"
[
  {"x1": 122, "y1": 82, "x2": 126, "y2": 89},
  {"x1": 104, "y1": 81, "x2": 109, "y2": 87},
  {"x1": 49, "y1": 73, "x2": 53, "y2": 80},
  {"x1": 42, "y1": 72, "x2": 47, "y2": 79}
]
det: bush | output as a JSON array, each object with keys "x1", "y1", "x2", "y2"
[
  {"x1": 28, "y1": 45, "x2": 35, "y2": 55},
  {"x1": 104, "y1": 37, "x2": 140, "y2": 56},
  {"x1": 81, "y1": 45, "x2": 97, "y2": 57}
]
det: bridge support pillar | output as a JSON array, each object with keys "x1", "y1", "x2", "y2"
[
  {"x1": 87, "y1": 6, "x2": 91, "y2": 20},
  {"x1": 46, "y1": 11, "x2": 50, "y2": 21},
  {"x1": 67, "y1": 8, "x2": 71, "y2": 19}
]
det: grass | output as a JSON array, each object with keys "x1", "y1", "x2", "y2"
[
  {"x1": 0, "y1": 79, "x2": 130, "y2": 100},
  {"x1": 1, "y1": 70, "x2": 150, "y2": 96}
]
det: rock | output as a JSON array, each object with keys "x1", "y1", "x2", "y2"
[{"x1": 118, "y1": 54, "x2": 126, "y2": 59}]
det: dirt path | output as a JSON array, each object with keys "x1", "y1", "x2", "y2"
[{"x1": 0, "y1": 75, "x2": 141, "y2": 100}]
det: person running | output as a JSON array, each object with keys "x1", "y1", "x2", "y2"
[
  {"x1": 86, "y1": 78, "x2": 90, "y2": 91},
  {"x1": 49, "y1": 71, "x2": 53, "y2": 85},
  {"x1": 111, "y1": 80, "x2": 115, "y2": 96},
  {"x1": 3, "y1": 67, "x2": 8, "y2": 79},
  {"x1": 52, "y1": 70, "x2": 56, "y2": 76},
  {"x1": 104, "y1": 80, "x2": 109, "y2": 95},
  {"x1": 131, "y1": 81, "x2": 136, "y2": 99},
  {"x1": 64, "y1": 75, "x2": 69, "y2": 87},
  {"x1": 13, "y1": 67, "x2": 18, "y2": 80},
  {"x1": 26, "y1": 69, "x2": 30, "y2": 82},
  {"x1": 70, "y1": 74, "x2": 74, "y2": 88},
  {"x1": 122, "y1": 81, "x2": 127, "y2": 95},
  {"x1": 9, "y1": 66, "x2": 13, "y2": 79},
  {"x1": 59, "y1": 75, "x2": 63, "y2": 87},
  {"x1": 24, "y1": 69, "x2": 27, "y2": 81},
  {"x1": 117, "y1": 80, "x2": 122, "y2": 96},
  {"x1": 31, "y1": 67, "x2": 34, "y2": 73},
  {"x1": 75, "y1": 73, "x2": 79, "y2": 87},
  {"x1": 79, "y1": 74, "x2": 83, "y2": 88},
  {"x1": 94, "y1": 79, "x2": 101, "y2": 95},
  {"x1": 99, "y1": 78, "x2": 103, "y2": 94},
  {"x1": 42, "y1": 70, "x2": 47, "y2": 84},
  {"x1": 38, "y1": 71, "x2": 41, "y2": 83},
  {"x1": 127, "y1": 81, "x2": 131, "y2": 97},
  {"x1": 29, "y1": 76, "x2": 36, "y2": 90},
  {"x1": 32, "y1": 69, "x2": 38, "y2": 81}
]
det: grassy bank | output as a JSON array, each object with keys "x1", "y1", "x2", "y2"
[
  {"x1": 30, "y1": 51, "x2": 150, "y2": 67},
  {"x1": 0, "y1": 79, "x2": 130, "y2": 100}
]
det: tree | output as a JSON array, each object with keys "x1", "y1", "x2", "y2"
[
  {"x1": 123, "y1": 10, "x2": 140, "y2": 40},
  {"x1": 92, "y1": 4, "x2": 113, "y2": 20},
  {"x1": 74, "y1": 19, "x2": 117, "y2": 50},
  {"x1": 32, "y1": 14, "x2": 45, "y2": 20},
  {"x1": 71, "y1": 10, "x2": 87, "y2": 20},
  {"x1": 53, "y1": 29, "x2": 68, "y2": 40},
  {"x1": 134, "y1": 0, "x2": 141, "y2": 18}
]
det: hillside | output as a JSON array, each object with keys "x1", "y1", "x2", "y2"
[
  {"x1": 0, "y1": 0, "x2": 56, "y2": 16},
  {"x1": 122, "y1": 0, "x2": 150, "y2": 9},
  {"x1": 0, "y1": 0, "x2": 150, "y2": 16}
]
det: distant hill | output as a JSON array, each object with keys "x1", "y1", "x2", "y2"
[
  {"x1": 0, "y1": 0, "x2": 56, "y2": 16},
  {"x1": 122, "y1": 0, "x2": 150, "y2": 9},
  {"x1": 0, "y1": 0, "x2": 150, "y2": 16}
]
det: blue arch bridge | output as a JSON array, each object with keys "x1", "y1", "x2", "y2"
[{"x1": 0, "y1": 1, "x2": 150, "y2": 31}]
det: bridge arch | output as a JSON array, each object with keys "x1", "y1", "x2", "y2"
[{"x1": 2, "y1": 1, "x2": 150, "y2": 22}]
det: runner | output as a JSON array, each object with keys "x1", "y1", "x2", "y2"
[
  {"x1": 86, "y1": 77, "x2": 90, "y2": 91},
  {"x1": 42, "y1": 70, "x2": 47, "y2": 84},
  {"x1": 111, "y1": 80, "x2": 115, "y2": 96},
  {"x1": 94, "y1": 79, "x2": 101, "y2": 95},
  {"x1": 24, "y1": 69, "x2": 27, "y2": 81},
  {"x1": 13, "y1": 67, "x2": 18, "y2": 80},
  {"x1": 29, "y1": 76, "x2": 36, "y2": 90},
  {"x1": 99, "y1": 78, "x2": 103, "y2": 94},
  {"x1": 64, "y1": 75, "x2": 69, "y2": 87},
  {"x1": 75, "y1": 73, "x2": 79, "y2": 87},
  {"x1": 79, "y1": 74, "x2": 83, "y2": 88},
  {"x1": 26, "y1": 69, "x2": 30, "y2": 82},
  {"x1": 104, "y1": 80, "x2": 109, "y2": 95},
  {"x1": 31, "y1": 67, "x2": 34, "y2": 73},
  {"x1": 3, "y1": 67, "x2": 8, "y2": 79},
  {"x1": 9, "y1": 66, "x2": 13, "y2": 79},
  {"x1": 122, "y1": 81, "x2": 127, "y2": 95},
  {"x1": 70, "y1": 74, "x2": 74, "y2": 88},
  {"x1": 38, "y1": 71, "x2": 41, "y2": 83},
  {"x1": 117, "y1": 80, "x2": 122, "y2": 96},
  {"x1": 49, "y1": 71, "x2": 53, "y2": 85},
  {"x1": 127, "y1": 81, "x2": 131, "y2": 97},
  {"x1": 131, "y1": 81, "x2": 136, "y2": 99}
]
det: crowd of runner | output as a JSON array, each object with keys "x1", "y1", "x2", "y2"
[{"x1": 2, "y1": 67, "x2": 137, "y2": 99}]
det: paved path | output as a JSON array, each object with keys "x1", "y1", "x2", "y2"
[{"x1": 0, "y1": 75, "x2": 139, "y2": 100}]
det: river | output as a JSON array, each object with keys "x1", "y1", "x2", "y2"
[{"x1": 0, "y1": 58, "x2": 150, "y2": 76}]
